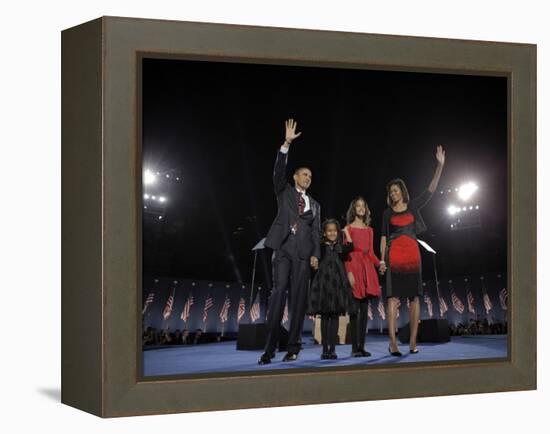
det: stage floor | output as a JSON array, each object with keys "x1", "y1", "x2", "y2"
[{"x1": 142, "y1": 334, "x2": 507, "y2": 377}]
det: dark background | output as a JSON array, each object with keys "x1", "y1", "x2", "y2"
[{"x1": 142, "y1": 58, "x2": 507, "y2": 289}]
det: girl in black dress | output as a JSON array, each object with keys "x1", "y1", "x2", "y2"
[{"x1": 308, "y1": 219, "x2": 354, "y2": 360}]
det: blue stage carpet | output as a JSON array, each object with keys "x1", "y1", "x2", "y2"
[{"x1": 143, "y1": 334, "x2": 507, "y2": 377}]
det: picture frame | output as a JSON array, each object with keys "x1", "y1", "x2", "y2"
[{"x1": 61, "y1": 16, "x2": 536, "y2": 417}]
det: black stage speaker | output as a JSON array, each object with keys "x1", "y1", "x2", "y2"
[
  {"x1": 398, "y1": 319, "x2": 450, "y2": 343},
  {"x1": 236, "y1": 323, "x2": 289, "y2": 351}
]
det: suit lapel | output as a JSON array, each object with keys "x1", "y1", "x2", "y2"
[{"x1": 286, "y1": 185, "x2": 299, "y2": 214}]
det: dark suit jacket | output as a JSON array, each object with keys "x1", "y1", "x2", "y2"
[{"x1": 264, "y1": 151, "x2": 321, "y2": 259}]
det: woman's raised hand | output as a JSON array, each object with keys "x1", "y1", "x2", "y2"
[{"x1": 436, "y1": 145, "x2": 446, "y2": 166}]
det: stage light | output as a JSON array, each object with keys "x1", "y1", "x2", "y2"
[
  {"x1": 152, "y1": 195, "x2": 156, "y2": 200},
  {"x1": 470, "y1": 206, "x2": 473, "y2": 210},
  {"x1": 462, "y1": 207, "x2": 467, "y2": 211},
  {"x1": 458, "y1": 182, "x2": 478, "y2": 201},
  {"x1": 144, "y1": 206, "x2": 147, "y2": 209},
  {"x1": 447, "y1": 205, "x2": 460, "y2": 215},
  {"x1": 158, "y1": 216, "x2": 163, "y2": 220},
  {"x1": 144, "y1": 194, "x2": 150, "y2": 199},
  {"x1": 166, "y1": 174, "x2": 170, "y2": 178},
  {"x1": 450, "y1": 224, "x2": 454, "y2": 228},
  {"x1": 159, "y1": 196, "x2": 166, "y2": 203},
  {"x1": 448, "y1": 189, "x2": 451, "y2": 193},
  {"x1": 476, "y1": 205, "x2": 479, "y2": 209},
  {"x1": 143, "y1": 169, "x2": 156, "y2": 185},
  {"x1": 176, "y1": 177, "x2": 180, "y2": 181}
]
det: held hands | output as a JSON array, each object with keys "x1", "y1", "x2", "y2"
[
  {"x1": 284, "y1": 118, "x2": 302, "y2": 147},
  {"x1": 310, "y1": 256, "x2": 319, "y2": 270},
  {"x1": 379, "y1": 261, "x2": 387, "y2": 275},
  {"x1": 436, "y1": 145, "x2": 446, "y2": 166}
]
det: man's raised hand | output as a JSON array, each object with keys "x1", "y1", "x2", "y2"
[{"x1": 284, "y1": 118, "x2": 302, "y2": 147}]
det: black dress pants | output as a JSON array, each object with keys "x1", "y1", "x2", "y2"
[{"x1": 264, "y1": 237, "x2": 310, "y2": 354}]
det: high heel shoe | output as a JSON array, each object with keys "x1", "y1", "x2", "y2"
[
  {"x1": 410, "y1": 348, "x2": 419, "y2": 354},
  {"x1": 388, "y1": 345, "x2": 403, "y2": 357}
]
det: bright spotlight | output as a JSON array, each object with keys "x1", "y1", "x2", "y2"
[
  {"x1": 475, "y1": 205, "x2": 479, "y2": 209},
  {"x1": 159, "y1": 196, "x2": 166, "y2": 203},
  {"x1": 144, "y1": 194, "x2": 150, "y2": 199},
  {"x1": 458, "y1": 182, "x2": 478, "y2": 201},
  {"x1": 152, "y1": 195, "x2": 156, "y2": 200},
  {"x1": 447, "y1": 205, "x2": 460, "y2": 215},
  {"x1": 158, "y1": 216, "x2": 163, "y2": 220},
  {"x1": 143, "y1": 169, "x2": 157, "y2": 185}
]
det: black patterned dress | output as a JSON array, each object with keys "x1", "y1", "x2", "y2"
[{"x1": 307, "y1": 242, "x2": 354, "y2": 315}]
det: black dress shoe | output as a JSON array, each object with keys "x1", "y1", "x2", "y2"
[
  {"x1": 282, "y1": 352, "x2": 298, "y2": 362},
  {"x1": 321, "y1": 352, "x2": 331, "y2": 360},
  {"x1": 360, "y1": 349, "x2": 372, "y2": 357},
  {"x1": 329, "y1": 352, "x2": 338, "y2": 360},
  {"x1": 258, "y1": 352, "x2": 275, "y2": 365},
  {"x1": 388, "y1": 346, "x2": 403, "y2": 357}
]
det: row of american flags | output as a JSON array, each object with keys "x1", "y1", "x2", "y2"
[
  {"x1": 143, "y1": 289, "x2": 286, "y2": 330},
  {"x1": 142, "y1": 276, "x2": 508, "y2": 331}
]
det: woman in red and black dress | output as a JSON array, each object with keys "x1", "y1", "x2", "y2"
[{"x1": 380, "y1": 145, "x2": 445, "y2": 356}]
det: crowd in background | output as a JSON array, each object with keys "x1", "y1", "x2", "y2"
[{"x1": 448, "y1": 318, "x2": 507, "y2": 336}]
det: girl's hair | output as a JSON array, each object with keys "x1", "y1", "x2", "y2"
[
  {"x1": 321, "y1": 218, "x2": 342, "y2": 244},
  {"x1": 346, "y1": 196, "x2": 372, "y2": 226},
  {"x1": 386, "y1": 178, "x2": 410, "y2": 207}
]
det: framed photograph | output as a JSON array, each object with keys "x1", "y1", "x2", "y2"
[{"x1": 62, "y1": 16, "x2": 536, "y2": 417}]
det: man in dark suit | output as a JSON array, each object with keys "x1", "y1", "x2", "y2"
[{"x1": 258, "y1": 119, "x2": 321, "y2": 364}]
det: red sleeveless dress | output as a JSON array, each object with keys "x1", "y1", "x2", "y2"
[{"x1": 344, "y1": 225, "x2": 381, "y2": 299}]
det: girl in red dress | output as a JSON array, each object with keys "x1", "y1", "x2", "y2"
[
  {"x1": 380, "y1": 145, "x2": 446, "y2": 356},
  {"x1": 343, "y1": 197, "x2": 382, "y2": 357}
]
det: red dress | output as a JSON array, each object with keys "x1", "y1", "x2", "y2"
[{"x1": 344, "y1": 225, "x2": 381, "y2": 299}]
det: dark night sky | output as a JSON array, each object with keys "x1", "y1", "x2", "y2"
[{"x1": 141, "y1": 58, "x2": 507, "y2": 287}]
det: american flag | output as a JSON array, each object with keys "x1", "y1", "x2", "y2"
[
  {"x1": 219, "y1": 294, "x2": 231, "y2": 323},
  {"x1": 162, "y1": 289, "x2": 175, "y2": 320},
  {"x1": 499, "y1": 288, "x2": 508, "y2": 310},
  {"x1": 282, "y1": 299, "x2": 289, "y2": 324},
  {"x1": 451, "y1": 291, "x2": 465, "y2": 314},
  {"x1": 142, "y1": 292, "x2": 155, "y2": 314},
  {"x1": 483, "y1": 290, "x2": 493, "y2": 314},
  {"x1": 439, "y1": 296, "x2": 448, "y2": 317},
  {"x1": 367, "y1": 300, "x2": 373, "y2": 320},
  {"x1": 250, "y1": 292, "x2": 261, "y2": 323},
  {"x1": 180, "y1": 293, "x2": 194, "y2": 322},
  {"x1": 396, "y1": 298, "x2": 401, "y2": 319},
  {"x1": 203, "y1": 294, "x2": 214, "y2": 323},
  {"x1": 377, "y1": 299, "x2": 386, "y2": 320},
  {"x1": 424, "y1": 294, "x2": 433, "y2": 318},
  {"x1": 467, "y1": 290, "x2": 476, "y2": 315},
  {"x1": 237, "y1": 297, "x2": 246, "y2": 322}
]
